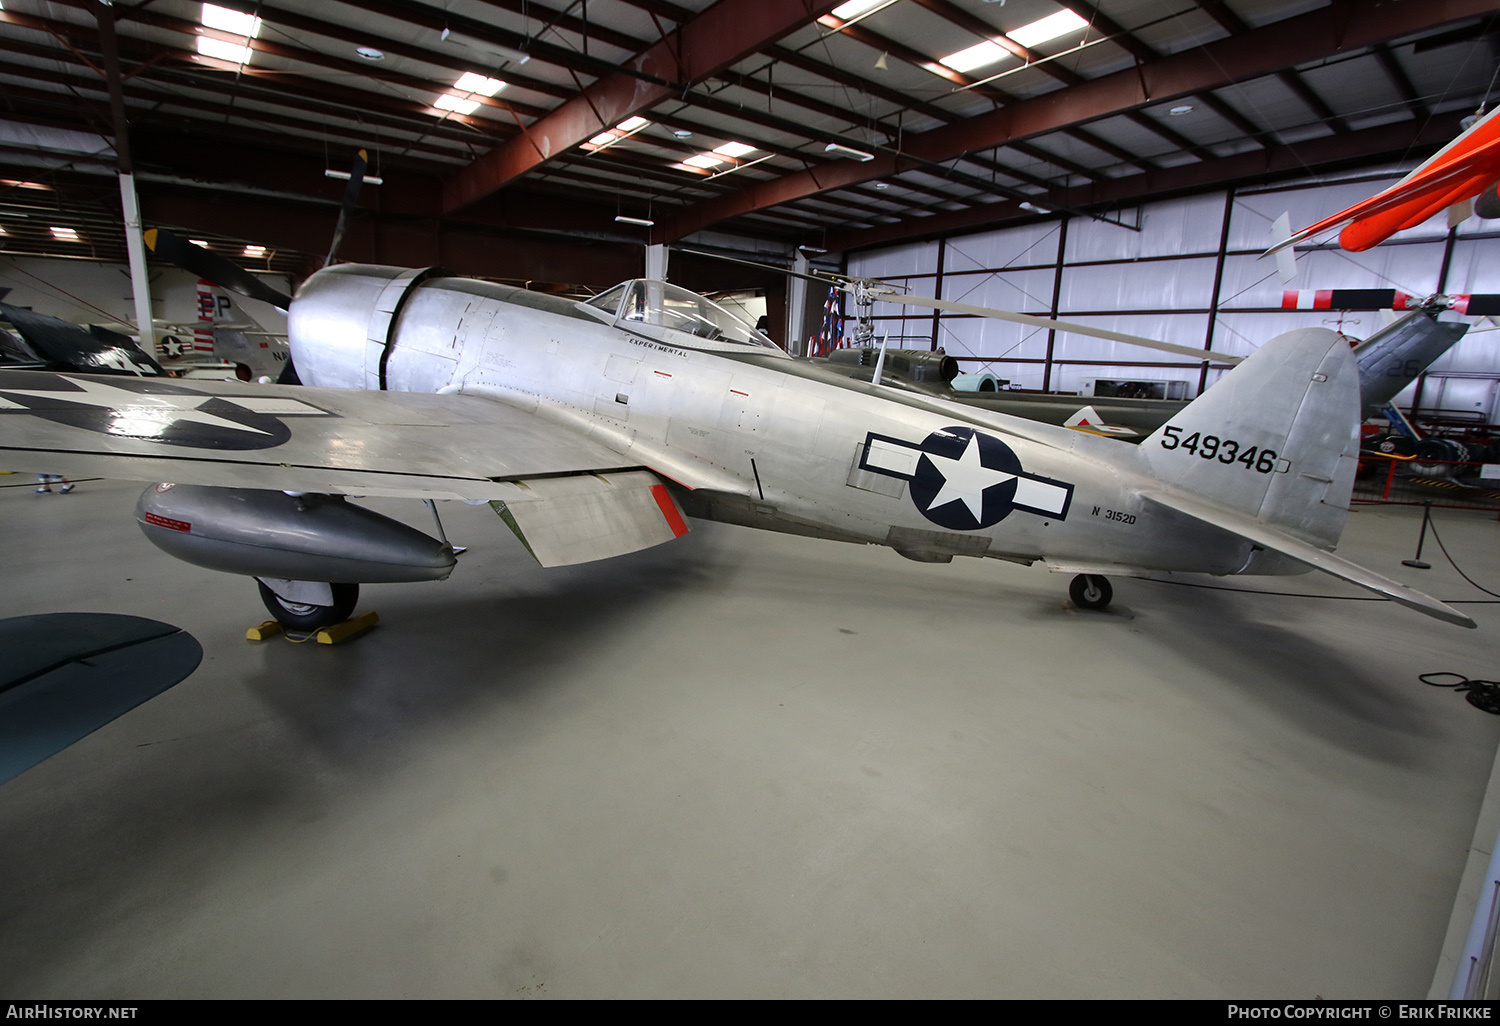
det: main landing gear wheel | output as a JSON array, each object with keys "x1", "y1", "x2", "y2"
[
  {"x1": 1069, "y1": 574, "x2": 1113, "y2": 611},
  {"x1": 256, "y1": 581, "x2": 359, "y2": 631}
]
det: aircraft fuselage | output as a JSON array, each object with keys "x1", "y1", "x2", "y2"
[{"x1": 290, "y1": 270, "x2": 1258, "y2": 579}]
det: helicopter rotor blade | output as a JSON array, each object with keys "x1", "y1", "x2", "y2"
[
  {"x1": 866, "y1": 290, "x2": 1243, "y2": 365},
  {"x1": 143, "y1": 229, "x2": 293, "y2": 311},
  {"x1": 325, "y1": 148, "x2": 368, "y2": 268}
]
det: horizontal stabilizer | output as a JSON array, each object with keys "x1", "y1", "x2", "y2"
[{"x1": 1142, "y1": 490, "x2": 1474, "y2": 628}]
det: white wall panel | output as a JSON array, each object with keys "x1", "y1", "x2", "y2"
[
  {"x1": 942, "y1": 268, "x2": 1057, "y2": 312},
  {"x1": 847, "y1": 169, "x2": 1500, "y2": 403},
  {"x1": 869, "y1": 274, "x2": 939, "y2": 301},
  {"x1": 1047, "y1": 313, "x2": 1211, "y2": 362},
  {"x1": 1288, "y1": 244, "x2": 1444, "y2": 295},
  {"x1": 1425, "y1": 377, "x2": 1498, "y2": 420},
  {"x1": 1058, "y1": 258, "x2": 1218, "y2": 312},
  {"x1": 1442, "y1": 240, "x2": 1500, "y2": 294},
  {"x1": 865, "y1": 316, "x2": 931, "y2": 347},
  {"x1": 1214, "y1": 252, "x2": 1293, "y2": 308},
  {"x1": 1454, "y1": 215, "x2": 1500, "y2": 238},
  {"x1": 1066, "y1": 192, "x2": 1227, "y2": 262},
  {"x1": 942, "y1": 223, "x2": 1061, "y2": 272},
  {"x1": 1230, "y1": 179, "x2": 1393, "y2": 251},
  {"x1": 936, "y1": 316, "x2": 1051, "y2": 361},
  {"x1": 849, "y1": 241, "x2": 939, "y2": 280},
  {"x1": 1211, "y1": 312, "x2": 1356, "y2": 359}
]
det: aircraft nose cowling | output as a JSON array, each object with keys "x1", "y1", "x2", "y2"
[
  {"x1": 135, "y1": 483, "x2": 456, "y2": 584},
  {"x1": 288, "y1": 263, "x2": 446, "y2": 390}
]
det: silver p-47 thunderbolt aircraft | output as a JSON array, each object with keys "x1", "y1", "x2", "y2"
[{"x1": 0, "y1": 264, "x2": 1474, "y2": 630}]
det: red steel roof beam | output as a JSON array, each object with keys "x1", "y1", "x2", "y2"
[
  {"x1": 657, "y1": 0, "x2": 1500, "y2": 242},
  {"x1": 441, "y1": 0, "x2": 846, "y2": 214}
]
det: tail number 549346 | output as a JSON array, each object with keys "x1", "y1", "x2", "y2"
[{"x1": 1160, "y1": 427, "x2": 1276, "y2": 473}]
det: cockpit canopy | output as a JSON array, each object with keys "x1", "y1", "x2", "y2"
[{"x1": 585, "y1": 280, "x2": 778, "y2": 349}]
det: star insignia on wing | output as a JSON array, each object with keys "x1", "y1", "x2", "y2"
[{"x1": 0, "y1": 375, "x2": 274, "y2": 436}]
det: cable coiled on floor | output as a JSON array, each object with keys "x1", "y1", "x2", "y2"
[{"x1": 1421, "y1": 672, "x2": 1500, "y2": 715}]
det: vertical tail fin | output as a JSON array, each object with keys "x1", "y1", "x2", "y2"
[
  {"x1": 1137, "y1": 327, "x2": 1360, "y2": 549},
  {"x1": 1351, "y1": 310, "x2": 1467, "y2": 416}
]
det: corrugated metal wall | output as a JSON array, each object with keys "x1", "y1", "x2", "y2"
[{"x1": 845, "y1": 170, "x2": 1500, "y2": 419}]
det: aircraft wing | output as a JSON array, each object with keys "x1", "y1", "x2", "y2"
[
  {"x1": 1140, "y1": 490, "x2": 1475, "y2": 628},
  {"x1": 0, "y1": 369, "x2": 643, "y2": 499},
  {"x1": 0, "y1": 370, "x2": 703, "y2": 567}
]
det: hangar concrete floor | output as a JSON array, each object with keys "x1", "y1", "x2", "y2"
[{"x1": 1, "y1": 476, "x2": 1498, "y2": 999}]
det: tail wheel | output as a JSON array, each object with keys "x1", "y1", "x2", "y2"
[
  {"x1": 1069, "y1": 574, "x2": 1112, "y2": 611},
  {"x1": 256, "y1": 581, "x2": 359, "y2": 631}
]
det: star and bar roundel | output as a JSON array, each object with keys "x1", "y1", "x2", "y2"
[
  {"x1": 859, "y1": 426, "x2": 1074, "y2": 531},
  {"x1": 0, "y1": 371, "x2": 332, "y2": 451}
]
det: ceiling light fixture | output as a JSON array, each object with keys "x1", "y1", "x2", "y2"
[
  {"x1": 49, "y1": 226, "x2": 79, "y2": 241},
  {"x1": 583, "y1": 116, "x2": 651, "y2": 153},
  {"x1": 197, "y1": 3, "x2": 260, "y2": 66},
  {"x1": 705, "y1": 153, "x2": 776, "y2": 180},
  {"x1": 614, "y1": 215, "x2": 654, "y2": 226},
  {"x1": 825, "y1": 142, "x2": 875, "y2": 161},
  {"x1": 243, "y1": 244, "x2": 266, "y2": 257},
  {"x1": 872, "y1": 181, "x2": 889, "y2": 189},
  {"x1": 434, "y1": 93, "x2": 481, "y2": 116},
  {"x1": 432, "y1": 70, "x2": 505, "y2": 118},
  {"x1": 713, "y1": 141, "x2": 756, "y2": 158},
  {"x1": 1008, "y1": 9, "x2": 1089, "y2": 49},
  {"x1": 189, "y1": 240, "x2": 209, "y2": 247},
  {"x1": 939, "y1": 40, "x2": 1010, "y2": 74},
  {"x1": 1168, "y1": 104, "x2": 1194, "y2": 116},
  {"x1": 672, "y1": 129, "x2": 693, "y2": 139},
  {"x1": 325, "y1": 168, "x2": 384, "y2": 185},
  {"x1": 935, "y1": 9, "x2": 1089, "y2": 79},
  {"x1": 355, "y1": 47, "x2": 384, "y2": 61},
  {"x1": 455, "y1": 72, "x2": 504, "y2": 96},
  {"x1": 821, "y1": 0, "x2": 898, "y2": 29}
]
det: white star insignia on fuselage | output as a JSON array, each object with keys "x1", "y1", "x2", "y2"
[
  {"x1": 0, "y1": 375, "x2": 272, "y2": 437},
  {"x1": 922, "y1": 433, "x2": 1016, "y2": 520}
]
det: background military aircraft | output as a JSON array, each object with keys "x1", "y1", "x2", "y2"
[
  {"x1": 0, "y1": 253, "x2": 1473, "y2": 633},
  {"x1": 1270, "y1": 103, "x2": 1500, "y2": 255},
  {"x1": 0, "y1": 297, "x2": 163, "y2": 377},
  {"x1": 164, "y1": 278, "x2": 290, "y2": 382},
  {"x1": 0, "y1": 279, "x2": 287, "y2": 382}
]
